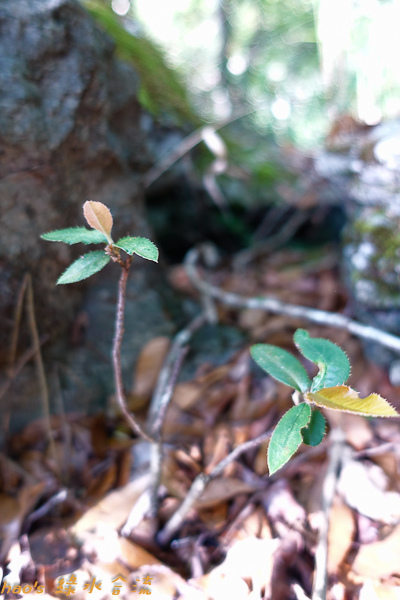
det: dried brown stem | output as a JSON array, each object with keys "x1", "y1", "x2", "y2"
[
  {"x1": 146, "y1": 313, "x2": 207, "y2": 519},
  {"x1": 113, "y1": 261, "x2": 153, "y2": 443},
  {"x1": 312, "y1": 428, "x2": 345, "y2": 600},
  {"x1": 25, "y1": 275, "x2": 59, "y2": 472},
  {"x1": 185, "y1": 247, "x2": 400, "y2": 355}
]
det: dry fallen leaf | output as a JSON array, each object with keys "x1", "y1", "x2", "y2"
[
  {"x1": 195, "y1": 477, "x2": 261, "y2": 509},
  {"x1": 72, "y1": 473, "x2": 152, "y2": 534},
  {"x1": 337, "y1": 459, "x2": 400, "y2": 524},
  {"x1": 351, "y1": 523, "x2": 400, "y2": 580},
  {"x1": 132, "y1": 337, "x2": 171, "y2": 398},
  {"x1": 328, "y1": 496, "x2": 355, "y2": 574}
]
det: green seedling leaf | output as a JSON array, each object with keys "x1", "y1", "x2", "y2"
[
  {"x1": 115, "y1": 236, "x2": 159, "y2": 262},
  {"x1": 268, "y1": 403, "x2": 311, "y2": 474},
  {"x1": 41, "y1": 227, "x2": 108, "y2": 245},
  {"x1": 57, "y1": 251, "x2": 110, "y2": 284},
  {"x1": 83, "y1": 201, "x2": 113, "y2": 243},
  {"x1": 305, "y1": 386, "x2": 400, "y2": 417},
  {"x1": 251, "y1": 344, "x2": 311, "y2": 392},
  {"x1": 301, "y1": 409, "x2": 326, "y2": 446},
  {"x1": 294, "y1": 329, "x2": 350, "y2": 392}
]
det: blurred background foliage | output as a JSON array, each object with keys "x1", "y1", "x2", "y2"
[
  {"x1": 84, "y1": 0, "x2": 400, "y2": 148},
  {"x1": 82, "y1": 0, "x2": 399, "y2": 259}
]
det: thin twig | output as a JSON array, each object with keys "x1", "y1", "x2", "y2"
[
  {"x1": 234, "y1": 208, "x2": 311, "y2": 269},
  {"x1": 24, "y1": 489, "x2": 67, "y2": 530},
  {"x1": 8, "y1": 274, "x2": 29, "y2": 376},
  {"x1": 0, "y1": 335, "x2": 49, "y2": 402},
  {"x1": 25, "y1": 275, "x2": 59, "y2": 472},
  {"x1": 146, "y1": 313, "x2": 207, "y2": 518},
  {"x1": 312, "y1": 428, "x2": 345, "y2": 600},
  {"x1": 157, "y1": 429, "x2": 272, "y2": 546},
  {"x1": 113, "y1": 261, "x2": 153, "y2": 443},
  {"x1": 185, "y1": 247, "x2": 400, "y2": 354},
  {"x1": 143, "y1": 109, "x2": 254, "y2": 188}
]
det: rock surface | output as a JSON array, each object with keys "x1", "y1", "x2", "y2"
[
  {"x1": 315, "y1": 118, "x2": 400, "y2": 367},
  {"x1": 0, "y1": 0, "x2": 151, "y2": 362},
  {"x1": 0, "y1": 0, "x2": 171, "y2": 431}
]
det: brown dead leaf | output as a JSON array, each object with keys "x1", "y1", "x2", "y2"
[
  {"x1": 351, "y1": 523, "x2": 400, "y2": 580},
  {"x1": 361, "y1": 580, "x2": 400, "y2": 599},
  {"x1": 328, "y1": 497, "x2": 355, "y2": 574},
  {"x1": 72, "y1": 473, "x2": 152, "y2": 534},
  {"x1": 172, "y1": 382, "x2": 203, "y2": 411},
  {"x1": 200, "y1": 537, "x2": 279, "y2": 599},
  {"x1": 118, "y1": 537, "x2": 161, "y2": 569},
  {"x1": 132, "y1": 337, "x2": 171, "y2": 398},
  {"x1": 198, "y1": 502, "x2": 229, "y2": 528},
  {"x1": 86, "y1": 462, "x2": 118, "y2": 503},
  {"x1": 195, "y1": 477, "x2": 260, "y2": 509},
  {"x1": 203, "y1": 425, "x2": 233, "y2": 476},
  {"x1": 340, "y1": 413, "x2": 374, "y2": 451},
  {"x1": 337, "y1": 459, "x2": 400, "y2": 524}
]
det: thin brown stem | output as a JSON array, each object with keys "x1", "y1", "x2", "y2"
[
  {"x1": 113, "y1": 261, "x2": 153, "y2": 443},
  {"x1": 25, "y1": 275, "x2": 59, "y2": 473}
]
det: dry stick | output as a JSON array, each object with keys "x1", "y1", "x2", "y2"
[
  {"x1": 113, "y1": 261, "x2": 154, "y2": 443},
  {"x1": 0, "y1": 335, "x2": 49, "y2": 403},
  {"x1": 233, "y1": 208, "x2": 312, "y2": 269},
  {"x1": 143, "y1": 109, "x2": 254, "y2": 189},
  {"x1": 157, "y1": 429, "x2": 272, "y2": 546},
  {"x1": 8, "y1": 274, "x2": 29, "y2": 376},
  {"x1": 312, "y1": 428, "x2": 345, "y2": 600},
  {"x1": 185, "y1": 247, "x2": 400, "y2": 354},
  {"x1": 25, "y1": 275, "x2": 59, "y2": 473},
  {"x1": 146, "y1": 313, "x2": 207, "y2": 519}
]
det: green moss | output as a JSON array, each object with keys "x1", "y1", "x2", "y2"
[{"x1": 84, "y1": 1, "x2": 201, "y2": 126}]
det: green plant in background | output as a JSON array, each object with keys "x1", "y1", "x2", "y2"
[
  {"x1": 41, "y1": 201, "x2": 158, "y2": 441},
  {"x1": 251, "y1": 329, "x2": 399, "y2": 475}
]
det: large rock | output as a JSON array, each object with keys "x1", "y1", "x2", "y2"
[
  {"x1": 0, "y1": 0, "x2": 152, "y2": 363},
  {"x1": 314, "y1": 118, "x2": 400, "y2": 367}
]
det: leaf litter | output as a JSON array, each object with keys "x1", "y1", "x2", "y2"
[{"x1": 3, "y1": 245, "x2": 400, "y2": 599}]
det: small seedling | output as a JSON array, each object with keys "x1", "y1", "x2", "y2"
[
  {"x1": 41, "y1": 201, "x2": 158, "y2": 441},
  {"x1": 251, "y1": 329, "x2": 399, "y2": 474},
  {"x1": 41, "y1": 201, "x2": 158, "y2": 283}
]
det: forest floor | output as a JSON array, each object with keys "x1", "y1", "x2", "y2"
[{"x1": 2, "y1": 242, "x2": 400, "y2": 600}]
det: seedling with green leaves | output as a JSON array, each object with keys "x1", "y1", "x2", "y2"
[
  {"x1": 41, "y1": 200, "x2": 158, "y2": 283},
  {"x1": 41, "y1": 201, "x2": 158, "y2": 442},
  {"x1": 251, "y1": 329, "x2": 399, "y2": 475}
]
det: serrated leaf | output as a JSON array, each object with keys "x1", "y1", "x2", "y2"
[
  {"x1": 57, "y1": 251, "x2": 110, "y2": 285},
  {"x1": 301, "y1": 409, "x2": 326, "y2": 446},
  {"x1": 268, "y1": 403, "x2": 311, "y2": 474},
  {"x1": 83, "y1": 201, "x2": 113, "y2": 243},
  {"x1": 305, "y1": 386, "x2": 400, "y2": 417},
  {"x1": 250, "y1": 344, "x2": 311, "y2": 392},
  {"x1": 41, "y1": 227, "x2": 108, "y2": 245},
  {"x1": 294, "y1": 329, "x2": 350, "y2": 392},
  {"x1": 114, "y1": 236, "x2": 159, "y2": 262}
]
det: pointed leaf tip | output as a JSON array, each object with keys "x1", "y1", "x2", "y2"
[
  {"x1": 268, "y1": 403, "x2": 311, "y2": 474},
  {"x1": 83, "y1": 201, "x2": 113, "y2": 243},
  {"x1": 305, "y1": 385, "x2": 400, "y2": 418},
  {"x1": 115, "y1": 236, "x2": 159, "y2": 262},
  {"x1": 294, "y1": 329, "x2": 350, "y2": 391}
]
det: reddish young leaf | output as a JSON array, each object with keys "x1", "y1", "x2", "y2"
[{"x1": 83, "y1": 201, "x2": 113, "y2": 243}]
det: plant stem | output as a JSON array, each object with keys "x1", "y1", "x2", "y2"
[{"x1": 113, "y1": 260, "x2": 153, "y2": 443}]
